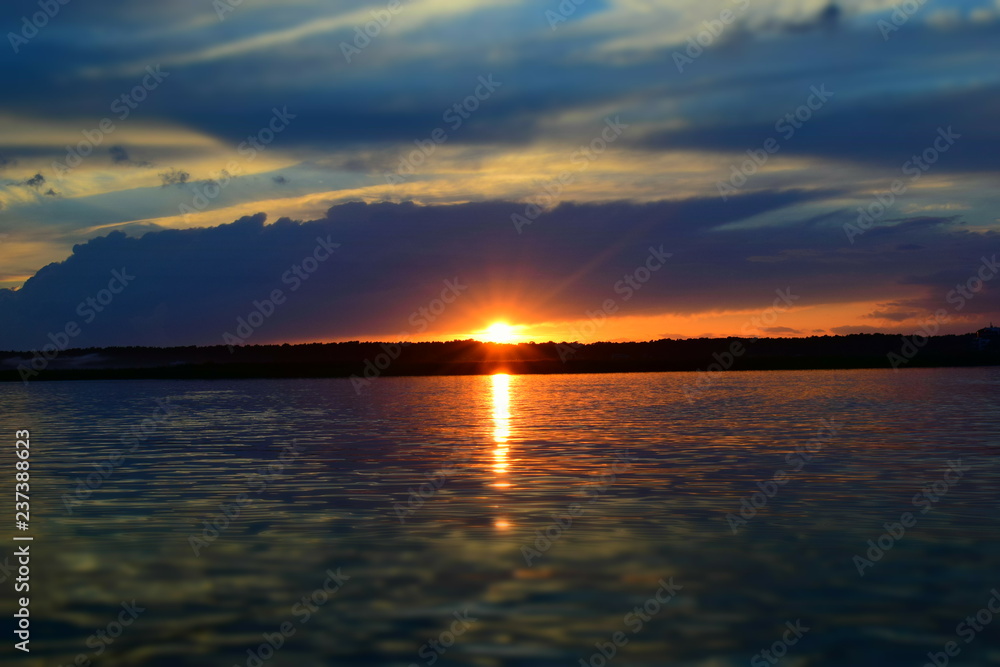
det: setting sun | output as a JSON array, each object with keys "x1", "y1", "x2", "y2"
[{"x1": 478, "y1": 321, "x2": 519, "y2": 344}]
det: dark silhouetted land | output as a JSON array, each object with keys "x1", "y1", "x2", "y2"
[{"x1": 2, "y1": 333, "x2": 999, "y2": 382}]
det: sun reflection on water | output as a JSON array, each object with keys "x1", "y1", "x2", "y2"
[
  {"x1": 492, "y1": 373, "x2": 511, "y2": 445},
  {"x1": 491, "y1": 374, "x2": 513, "y2": 525}
]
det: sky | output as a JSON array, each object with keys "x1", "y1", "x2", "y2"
[{"x1": 1, "y1": 0, "x2": 999, "y2": 348}]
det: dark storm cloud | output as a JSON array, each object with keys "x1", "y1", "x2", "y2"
[{"x1": 1, "y1": 194, "x2": 997, "y2": 349}]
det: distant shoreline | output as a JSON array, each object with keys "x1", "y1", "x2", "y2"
[
  {"x1": 2, "y1": 359, "x2": 1000, "y2": 383},
  {"x1": 2, "y1": 334, "x2": 998, "y2": 382}
]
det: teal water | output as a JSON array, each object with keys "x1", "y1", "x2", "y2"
[{"x1": 2, "y1": 368, "x2": 999, "y2": 666}]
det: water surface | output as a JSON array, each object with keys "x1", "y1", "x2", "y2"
[{"x1": 2, "y1": 368, "x2": 999, "y2": 665}]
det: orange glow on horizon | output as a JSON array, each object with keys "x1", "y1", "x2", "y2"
[{"x1": 301, "y1": 297, "x2": 987, "y2": 346}]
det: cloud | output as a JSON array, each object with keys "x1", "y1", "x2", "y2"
[
  {"x1": 829, "y1": 325, "x2": 882, "y2": 334},
  {"x1": 159, "y1": 169, "x2": 190, "y2": 186},
  {"x1": 0, "y1": 1, "x2": 995, "y2": 261},
  {"x1": 757, "y1": 1, "x2": 843, "y2": 34},
  {"x1": 863, "y1": 306, "x2": 919, "y2": 322},
  {"x1": 761, "y1": 326, "x2": 802, "y2": 334},
  {"x1": 8, "y1": 0, "x2": 994, "y2": 174},
  {"x1": 109, "y1": 145, "x2": 152, "y2": 167},
  {"x1": 22, "y1": 173, "x2": 45, "y2": 189},
  {"x1": 110, "y1": 146, "x2": 130, "y2": 164},
  {"x1": 1, "y1": 195, "x2": 998, "y2": 349}
]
